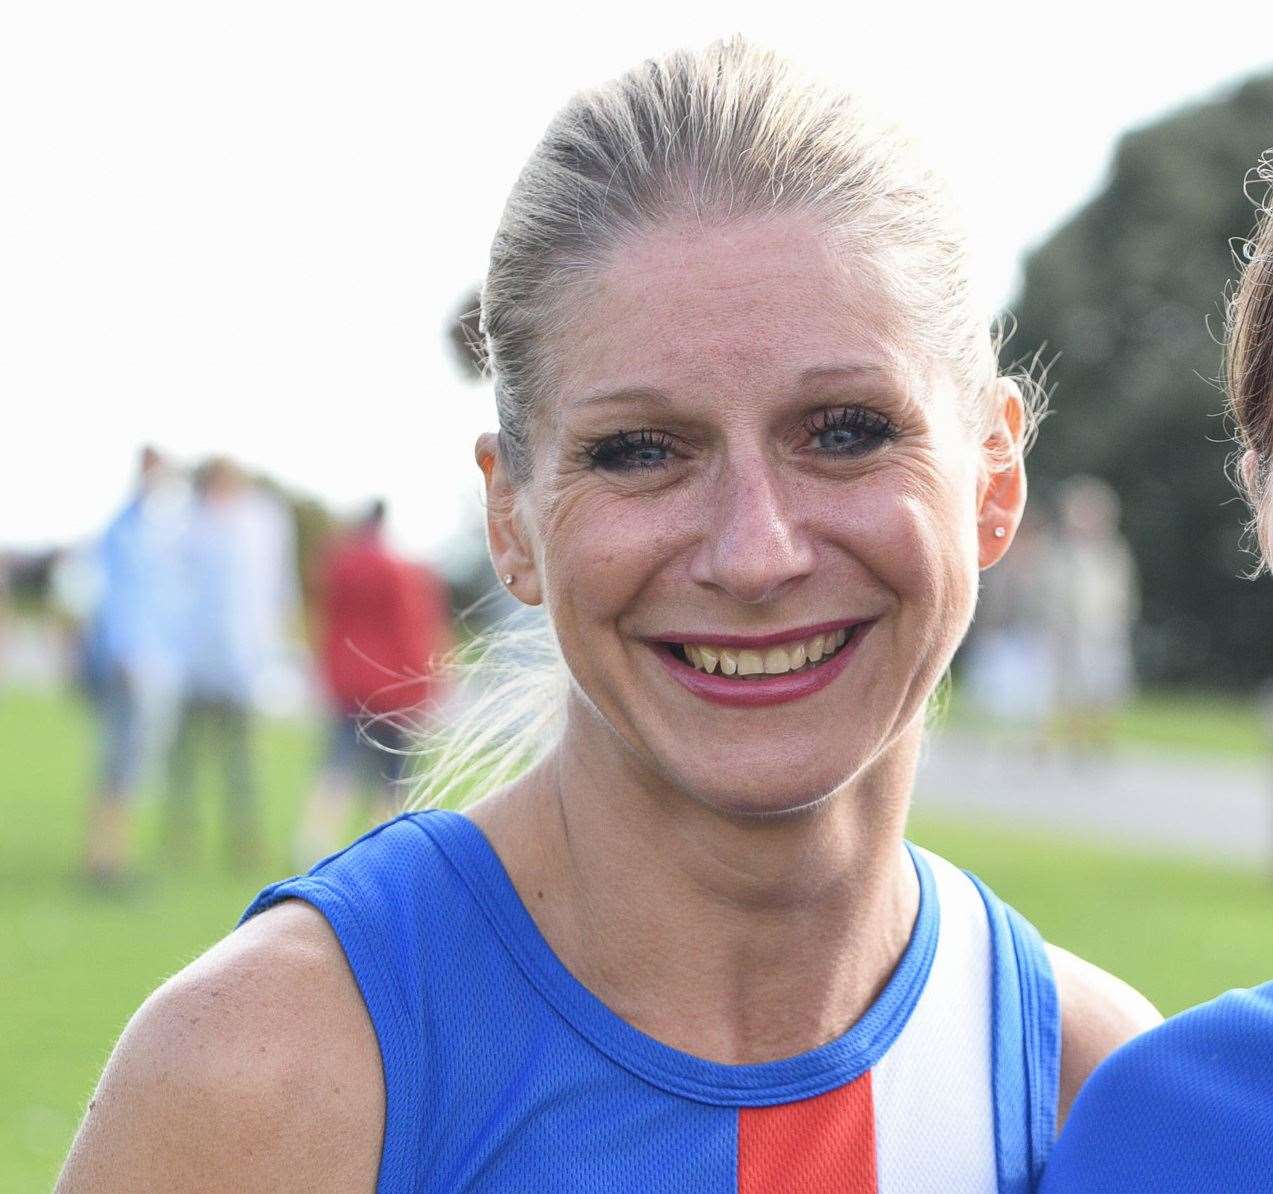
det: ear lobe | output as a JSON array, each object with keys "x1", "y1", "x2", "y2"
[
  {"x1": 475, "y1": 433, "x2": 542, "y2": 606},
  {"x1": 977, "y1": 379, "x2": 1028, "y2": 570}
]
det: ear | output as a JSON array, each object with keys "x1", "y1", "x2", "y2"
[
  {"x1": 476, "y1": 433, "x2": 542, "y2": 606},
  {"x1": 976, "y1": 379, "x2": 1028, "y2": 570}
]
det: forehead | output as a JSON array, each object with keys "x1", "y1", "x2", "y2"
[{"x1": 550, "y1": 213, "x2": 914, "y2": 406}]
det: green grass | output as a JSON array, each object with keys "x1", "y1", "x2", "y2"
[
  {"x1": 3, "y1": 686, "x2": 1272, "y2": 1189},
  {"x1": 943, "y1": 686, "x2": 1270, "y2": 759},
  {"x1": 1113, "y1": 691, "x2": 1269, "y2": 758},
  {"x1": 908, "y1": 814, "x2": 1273, "y2": 1014},
  {"x1": 1, "y1": 687, "x2": 323, "y2": 1190}
]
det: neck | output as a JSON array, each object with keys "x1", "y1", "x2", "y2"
[{"x1": 468, "y1": 719, "x2": 923, "y2": 1065}]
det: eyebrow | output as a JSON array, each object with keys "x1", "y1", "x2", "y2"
[
  {"x1": 576, "y1": 364, "x2": 896, "y2": 408},
  {"x1": 798, "y1": 363, "x2": 896, "y2": 384},
  {"x1": 576, "y1": 385, "x2": 671, "y2": 408}
]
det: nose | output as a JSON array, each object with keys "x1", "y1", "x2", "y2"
[{"x1": 688, "y1": 457, "x2": 817, "y2": 604}]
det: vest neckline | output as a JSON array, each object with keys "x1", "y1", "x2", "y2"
[{"x1": 411, "y1": 809, "x2": 939, "y2": 1107}]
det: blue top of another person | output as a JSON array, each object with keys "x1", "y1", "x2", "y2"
[
  {"x1": 87, "y1": 483, "x2": 190, "y2": 682},
  {"x1": 1040, "y1": 981, "x2": 1273, "y2": 1192}
]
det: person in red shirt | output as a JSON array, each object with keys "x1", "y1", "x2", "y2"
[{"x1": 293, "y1": 500, "x2": 451, "y2": 866}]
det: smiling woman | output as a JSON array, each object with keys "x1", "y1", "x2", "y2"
[{"x1": 57, "y1": 37, "x2": 1158, "y2": 1194}]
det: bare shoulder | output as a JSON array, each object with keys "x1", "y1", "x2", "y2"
[
  {"x1": 57, "y1": 900, "x2": 384, "y2": 1193},
  {"x1": 1047, "y1": 942, "x2": 1161, "y2": 1128}
]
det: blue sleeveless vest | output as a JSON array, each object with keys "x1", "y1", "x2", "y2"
[{"x1": 242, "y1": 811, "x2": 1058, "y2": 1192}]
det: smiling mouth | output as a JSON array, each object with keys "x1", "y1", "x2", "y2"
[{"x1": 665, "y1": 625, "x2": 861, "y2": 678}]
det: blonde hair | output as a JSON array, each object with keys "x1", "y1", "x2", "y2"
[
  {"x1": 1227, "y1": 150, "x2": 1273, "y2": 570},
  {"x1": 414, "y1": 36, "x2": 1038, "y2": 809}
]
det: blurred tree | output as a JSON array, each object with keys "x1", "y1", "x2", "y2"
[{"x1": 1008, "y1": 73, "x2": 1273, "y2": 686}]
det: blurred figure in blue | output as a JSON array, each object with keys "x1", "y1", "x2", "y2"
[
  {"x1": 163, "y1": 457, "x2": 298, "y2": 870},
  {"x1": 81, "y1": 446, "x2": 191, "y2": 885}
]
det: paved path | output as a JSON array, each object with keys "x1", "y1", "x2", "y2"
[{"x1": 913, "y1": 730, "x2": 1273, "y2": 869}]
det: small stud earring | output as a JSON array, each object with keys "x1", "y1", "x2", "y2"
[
  {"x1": 502, "y1": 573, "x2": 514, "y2": 585},
  {"x1": 993, "y1": 526, "x2": 1006, "y2": 539}
]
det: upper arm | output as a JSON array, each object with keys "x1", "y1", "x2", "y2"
[
  {"x1": 1048, "y1": 943, "x2": 1161, "y2": 1129},
  {"x1": 56, "y1": 901, "x2": 384, "y2": 1193}
]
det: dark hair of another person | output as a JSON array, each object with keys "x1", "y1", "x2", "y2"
[{"x1": 1228, "y1": 151, "x2": 1273, "y2": 565}]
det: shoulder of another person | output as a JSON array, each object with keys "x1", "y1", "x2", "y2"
[
  {"x1": 1046, "y1": 942, "x2": 1161, "y2": 1129},
  {"x1": 57, "y1": 899, "x2": 384, "y2": 1193}
]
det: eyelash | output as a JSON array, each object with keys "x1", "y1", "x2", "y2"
[
  {"x1": 585, "y1": 428, "x2": 677, "y2": 472},
  {"x1": 584, "y1": 407, "x2": 898, "y2": 473},
  {"x1": 803, "y1": 407, "x2": 900, "y2": 456}
]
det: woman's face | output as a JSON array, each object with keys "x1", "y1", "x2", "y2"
[{"x1": 490, "y1": 213, "x2": 1021, "y2": 817}]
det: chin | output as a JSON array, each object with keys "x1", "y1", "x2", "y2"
[
  {"x1": 713, "y1": 789, "x2": 838, "y2": 822},
  {"x1": 668, "y1": 759, "x2": 853, "y2": 822}
]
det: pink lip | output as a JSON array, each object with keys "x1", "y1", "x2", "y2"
[
  {"x1": 650, "y1": 621, "x2": 873, "y2": 708},
  {"x1": 646, "y1": 618, "x2": 865, "y2": 650}
]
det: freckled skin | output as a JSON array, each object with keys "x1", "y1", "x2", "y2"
[{"x1": 522, "y1": 214, "x2": 984, "y2": 817}]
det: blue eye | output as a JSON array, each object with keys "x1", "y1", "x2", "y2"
[
  {"x1": 817, "y1": 427, "x2": 864, "y2": 452},
  {"x1": 806, "y1": 407, "x2": 898, "y2": 456},
  {"x1": 586, "y1": 429, "x2": 675, "y2": 472}
]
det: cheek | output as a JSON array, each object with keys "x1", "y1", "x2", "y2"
[
  {"x1": 536, "y1": 486, "x2": 675, "y2": 622},
  {"x1": 833, "y1": 466, "x2": 979, "y2": 609}
]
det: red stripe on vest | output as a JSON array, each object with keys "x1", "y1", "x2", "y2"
[{"x1": 737, "y1": 1072, "x2": 878, "y2": 1194}]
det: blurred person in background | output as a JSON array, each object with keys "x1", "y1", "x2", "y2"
[
  {"x1": 963, "y1": 502, "x2": 1058, "y2": 750},
  {"x1": 1044, "y1": 475, "x2": 1139, "y2": 756},
  {"x1": 79, "y1": 446, "x2": 190, "y2": 886},
  {"x1": 1040, "y1": 153, "x2": 1273, "y2": 1193},
  {"x1": 163, "y1": 457, "x2": 298, "y2": 870},
  {"x1": 292, "y1": 499, "x2": 451, "y2": 868}
]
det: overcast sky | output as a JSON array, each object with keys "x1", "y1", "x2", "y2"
[{"x1": 5, "y1": 1, "x2": 1273, "y2": 561}]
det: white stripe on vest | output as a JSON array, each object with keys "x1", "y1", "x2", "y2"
[{"x1": 872, "y1": 847, "x2": 997, "y2": 1192}]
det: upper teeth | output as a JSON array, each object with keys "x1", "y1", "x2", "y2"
[{"x1": 684, "y1": 628, "x2": 850, "y2": 676}]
